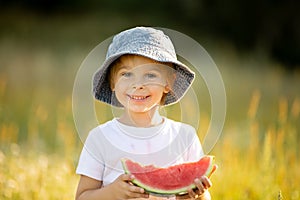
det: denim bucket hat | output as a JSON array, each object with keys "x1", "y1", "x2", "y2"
[{"x1": 93, "y1": 27, "x2": 195, "y2": 107}]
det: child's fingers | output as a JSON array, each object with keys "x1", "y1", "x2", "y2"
[
  {"x1": 182, "y1": 176, "x2": 213, "y2": 199},
  {"x1": 198, "y1": 176, "x2": 212, "y2": 189},
  {"x1": 128, "y1": 184, "x2": 145, "y2": 194},
  {"x1": 208, "y1": 164, "x2": 218, "y2": 178},
  {"x1": 127, "y1": 189, "x2": 149, "y2": 198},
  {"x1": 126, "y1": 184, "x2": 149, "y2": 198},
  {"x1": 119, "y1": 174, "x2": 149, "y2": 198},
  {"x1": 192, "y1": 177, "x2": 212, "y2": 195},
  {"x1": 119, "y1": 174, "x2": 135, "y2": 182},
  {"x1": 194, "y1": 178, "x2": 206, "y2": 194},
  {"x1": 187, "y1": 187, "x2": 197, "y2": 198}
]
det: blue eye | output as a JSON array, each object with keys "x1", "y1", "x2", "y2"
[
  {"x1": 121, "y1": 72, "x2": 132, "y2": 77},
  {"x1": 146, "y1": 73, "x2": 157, "y2": 79}
]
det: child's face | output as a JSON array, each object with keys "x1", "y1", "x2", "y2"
[{"x1": 111, "y1": 55, "x2": 174, "y2": 113}]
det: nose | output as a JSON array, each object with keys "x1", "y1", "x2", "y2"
[
  {"x1": 130, "y1": 75, "x2": 145, "y2": 89},
  {"x1": 132, "y1": 82, "x2": 145, "y2": 89}
]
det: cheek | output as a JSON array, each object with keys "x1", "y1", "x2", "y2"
[
  {"x1": 110, "y1": 77, "x2": 117, "y2": 91},
  {"x1": 114, "y1": 81, "x2": 128, "y2": 94},
  {"x1": 150, "y1": 86, "x2": 167, "y2": 96}
]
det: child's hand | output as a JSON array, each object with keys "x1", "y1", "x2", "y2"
[
  {"x1": 109, "y1": 174, "x2": 149, "y2": 199},
  {"x1": 188, "y1": 176, "x2": 212, "y2": 198},
  {"x1": 176, "y1": 177, "x2": 211, "y2": 200},
  {"x1": 176, "y1": 164, "x2": 217, "y2": 200}
]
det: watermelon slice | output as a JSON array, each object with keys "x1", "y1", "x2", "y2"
[{"x1": 121, "y1": 156, "x2": 215, "y2": 195}]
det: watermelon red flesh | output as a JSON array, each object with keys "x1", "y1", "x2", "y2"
[{"x1": 121, "y1": 156, "x2": 214, "y2": 195}]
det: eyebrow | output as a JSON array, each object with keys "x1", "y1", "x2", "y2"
[{"x1": 115, "y1": 65, "x2": 130, "y2": 72}]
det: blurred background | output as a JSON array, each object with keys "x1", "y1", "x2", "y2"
[{"x1": 0, "y1": 0, "x2": 299, "y2": 199}]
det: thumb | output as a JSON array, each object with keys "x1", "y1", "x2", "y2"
[
  {"x1": 120, "y1": 174, "x2": 135, "y2": 182},
  {"x1": 208, "y1": 164, "x2": 218, "y2": 178}
]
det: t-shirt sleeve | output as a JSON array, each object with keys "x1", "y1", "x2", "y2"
[
  {"x1": 76, "y1": 128, "x2": 104, "y2": 181},
  {"x1": 187, "y1": 134, "x2": 204, "y2": 161},
  {"x1": 183, "y1": 125, "x2": 204, "y2": 162}
]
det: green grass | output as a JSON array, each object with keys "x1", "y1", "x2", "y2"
[{"x1": 0, "y1": 10, "x2": 299, "y2": 200}]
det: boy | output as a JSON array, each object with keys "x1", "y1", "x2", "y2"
[{"x1": 76, "y1": 27, "x2": 214, "y2": 200}]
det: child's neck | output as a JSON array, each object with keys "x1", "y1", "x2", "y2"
[{"x1": 118, "y1": 107, "x2": 163, "y2": 127}]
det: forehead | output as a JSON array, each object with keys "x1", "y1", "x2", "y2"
[
  {"x1": 116, "y1": 55, "x2": 173, "y2": 70},
  {"x1": 119, "y1": 55, "x2": 157, "y2": 65}
]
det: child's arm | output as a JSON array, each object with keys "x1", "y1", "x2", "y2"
[{"x1": 75, "y1": 174, "x2": 149, "y2": 200}]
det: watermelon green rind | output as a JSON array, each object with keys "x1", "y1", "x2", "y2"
[{"x1": 121, "y1": 156, "x2": 215, "y2": 195}]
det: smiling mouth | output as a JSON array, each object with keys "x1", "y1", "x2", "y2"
[{"x1": 128, "y1": 95, "x2": 150, "y2": 100}]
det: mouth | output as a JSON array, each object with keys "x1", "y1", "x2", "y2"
[{"x1": 128, "y1": 95, "x2": 150, "y2": 101}]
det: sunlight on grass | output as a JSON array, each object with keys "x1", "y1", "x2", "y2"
[
  {"x1": 0, "y1": 145, "x2": 79, "y2": 200},
  {"x1": 210, "y1": 89, "x2": 300, "y2": 200}
]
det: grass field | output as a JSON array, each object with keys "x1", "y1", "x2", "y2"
[{"x1": 0, "y1": 11, "x2": 299, "y2": 199}]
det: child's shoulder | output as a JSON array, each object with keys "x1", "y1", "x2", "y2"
[
  {"x1": 164, "y1": 117, "x2": 196, "y2": 132},
  {"x1": 88, "y1": 119, "x2": 116, "y2": 135},
  {"x1": 84, "y1": 119, "x2": 118, "y2": 145}
]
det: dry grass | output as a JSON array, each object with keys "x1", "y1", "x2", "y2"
[{"x1": 1, "y1": 68, "x2": 299, "y2": 199}]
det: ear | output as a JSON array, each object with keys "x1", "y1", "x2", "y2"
[
  {"x1": 165, "y1": 72, "x2": 176, "y2": 93},
  {"x1": 164, "y1": 85, "x2": 170, "y2": 93}
]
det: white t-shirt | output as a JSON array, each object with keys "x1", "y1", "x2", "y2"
[{"x1": 76, "y1": 117, "x2": 204, "y2": 186}]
